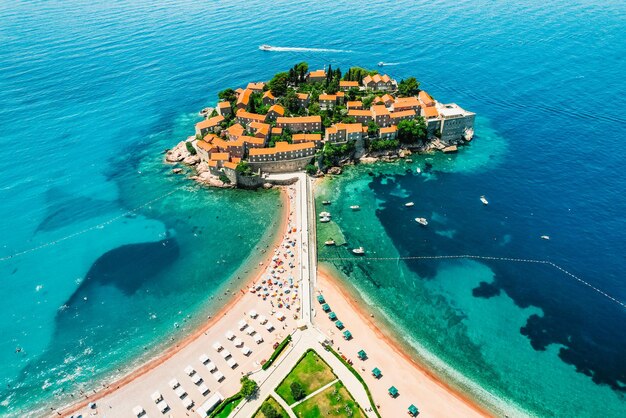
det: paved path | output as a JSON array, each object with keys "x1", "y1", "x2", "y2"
[
  {"x1": 233, "y1": 173, "x2": 377, "y2": 418},
  {"x1": 290, "y1": 378, "x2": 339, "y2": 408}
]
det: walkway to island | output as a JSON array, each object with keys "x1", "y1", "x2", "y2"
[{"x1": 64, "y1": 174, "x2": 490, "y2": 418}]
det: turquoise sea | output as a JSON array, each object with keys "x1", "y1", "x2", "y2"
[{"x1": 1, "y1": 0, "x2": 624, "y2": 416}]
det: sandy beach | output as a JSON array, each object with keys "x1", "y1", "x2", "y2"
[
  {"x1": 60, "y1": 186, "x2": 298, "y2": 417},
  {"x1": 60, "y1": 181, "x2": 492, "y2": 418},
  {"x1": 316, "y1": 265, "x2": 490, "y2": 418}
]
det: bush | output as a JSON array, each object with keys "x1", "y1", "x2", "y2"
[
  {"x1": 219, "y1": 174, "x2": 231, "y2": 184},
  {"x1": 290, "y1": 381, "x2": 306, "y2": 401},
  {"x1": 262, "y1": 335, "x2": 292, "y2": 370},
  {"x1": 261, "y1": 403, "x2": 282, "y2": 418},
  {"x1": 236, "y1": 161, "x2": 253, "y2": 176},
  {"x1": 240, "y1": 376, "x2": 258, "y2": 399},
  {"x1": 185, "y1": 141, "x2": 197, "y2": 155},
  {"x1": 305, "y1": 164, "x2": 318, "y2": 176}
]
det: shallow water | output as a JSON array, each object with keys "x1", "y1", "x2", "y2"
[{"x1": 1, "y1": 0, "x2": 625, "y2": 415}]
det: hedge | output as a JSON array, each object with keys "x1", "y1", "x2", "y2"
[
  {"x1": 262, "y1": 334, "x2": 292, "y2": 370},
  {"x1": 325, "y1": 344, "x2": 381, "y2": 418},
  {"x1": 208, "y1": 392, "x2": 243, "y2": 418}
]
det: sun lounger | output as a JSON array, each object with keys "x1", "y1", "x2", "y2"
[
  {"x1": 249, "y1": 310, "x2": 258, "y2": 318},
  {"x1": 226, "y1": 357, "x2": 238, "y2": 369},
  {"x1": 205, "y1": 361, "x2": 217, "y2": 372},
  {"x1": 132, "y1": 405, "x2": 145, "y2": 417},
  {"x1": 258, "y1": 315, "x2": 268, "y2": 324},
  {"x1": 225, "y1": 330, "x2": 235, "y2": 340},
  {"x1": 238, "y1": 319, "x2": 248, "y2": 330},
  {"x1": 233, "y1": 337, "x2": 243, "y2": 347},
  {"x1": 245, "y1": 327, "x2": 256, "y2": 336},
  {"x1": 212, "y1": 341, "x2": 223, "y2": 352},
  {"x1": 156, "y1": 399, "x2": 169, "y2": 413},
  {"x1": 168, "y1": 378, "x2": 180, "y2": 389},
  {"x1": 265, "y1": 322, "x2": 275, "y2": 332},
  {"x1": 254, "y1": 334, "x2": 264, "y2": 344},
  {"x1": 184, "y1": 365, "x2": 196, "y2": 376},
  {"x1": 181, "y1": 396, "x2": 194, "y2": 409},
  {"x1": 198, "y1": 382, "x2": 210, "y2": 396},
  {"x1": 220, "y1": 349, "x2": 231, "y2": 359},
  {"x1": 174, "y1": 386, "x2": 186, "y2": 399},
  {"x1": 151, "y1": 391, "x2": 163, "y2": 403},
  {"x1": 199, "y1": 353, "x2": 209, "y2": 364},
  {"x1": 241, "y1": 346, "x2": 252, "y2": 356},
  {"x1": 191, "y1": 373, "x2": 202, "y2": 384},
  {"x1": 213, "y1": 371, "x2": 225, "y2": 382},
  {"x1": 275, "y1": 311, "x2": 285, "y2": 321}
]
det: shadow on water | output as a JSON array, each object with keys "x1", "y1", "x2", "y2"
[
  {"x1": 369, "y1": 170, "x2": 626, "y2": 393},
  {"x1": 2, "y1": 238, "x2": 180, "y2": 409},
  {"x1": 36, "y1": 187, "x2": 119, "y2": 233}
]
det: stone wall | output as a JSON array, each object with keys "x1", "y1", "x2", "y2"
[
  {"x1": 235, "y1": 173, "x2": 265, "y2": 189},
  {"x1": 248, "y1": 156, "x2": 313, "y2": 173}
]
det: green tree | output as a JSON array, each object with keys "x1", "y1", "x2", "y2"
[
  {"x1": 218, "y1": 88, "x2": 237, "y2": 103},
  {"x1": 280, "y1": 88, "x2": 299, "y2": 114},
  {"x1": 185, "y1": 141, "x2": 197, "y2": 155},
  {"x1": 240, "y1": 376, "x2": 258, "y2": 399},
  {"x1": 305, "y1": 163, "x2": 318, "y2": 175},
  {"x1": 268, "y1": 72, "x2": 289, "y2": 97},
  {"x1": 397, "y1": 77, "x2": 421, "y2": 97},
  {"x1": 368, "y1": 120, "x2": 380, "y2": 136},
  {"x1": 261, "y1": 403, "x2": 281, "y2": 418},
  {"x1": 290, "y1": 381, "x2": 306, "y2": 401},
  {"x1": 362, "y1": 95, "x2": 374, "y2": 108},
  {"x1": 236, "y1": 161, "x2": 253, "y2": 176},
  {"x1": 397, "y1": 117, "x2": 427, "y2": 144}
]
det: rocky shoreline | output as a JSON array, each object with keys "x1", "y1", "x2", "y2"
[
  {"x1": 165, "y1": 141, "x2": 235, "y2": 188},
  {"x1": 165, "y1": 134, "x2": 468, "y2": 187}
]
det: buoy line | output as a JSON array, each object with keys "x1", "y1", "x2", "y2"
[
  {"x1": 319, "y1": 254, "x2": 626, "y2": 309},
  {"x1": 0, "y1": 188, "x2": 181, "y2": 262}
]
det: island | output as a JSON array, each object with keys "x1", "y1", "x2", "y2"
[
  {"x1": 64, "y1": 66, "x2": 486, "y2": 418},
  {"x1": 166, "y1": 63, "x2": 475, "y2": 188}
]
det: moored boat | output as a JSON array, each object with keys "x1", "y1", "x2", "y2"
[
  {"x1": 319, "y1": 216, "x2": 331, "y2": 223},
  {"x1": 352, "y1": 247, "x2": 365, "y2": 255},
  {"x1": 325, "y1": 239, "x2": 336, "y2": 246},
  {"x1": 405, "y1": 202, "x2": 414, "y2": 207},
  {"x1": 319, "y1": 211, "x2": 331, "y2": 218},
  {"x1": 541, "y1": 235, "x2": 550, "y2": 240},
  {"x1": 415, "y1": 217, "x2": 428, "y2": 226},
  {"x1": 322, "y1": 200, "x2": 331, "y2": 205},
  {"x1": 350, "y1": 205, "x2": 360, "y2": 210},
  {"x1": 480, "y1": 195, "x2": 489, "y2": 205}
]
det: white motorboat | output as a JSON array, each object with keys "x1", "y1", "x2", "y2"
[
  {"x1": 319, "y1": 216, "x2": 331, "y2": 223},
  {"x1": 350, "y1": 205, "x2": 360, "y2": 210},
  {"x1": 324, "y1": 239, "x2": 336, "y2": 246},
  {"x1": 415, "y1": 217, "x2": 428, "y2": 226},
  {"x1": 480, "y1": 195, "x2": 489, "y2": 205},
  {"x1": 322, "y1": 200, "x2": 331, "y2": 205},
  {"x1": 541, "y1": 235, "x2": 550, "y2": 240},
  {"x1": 416, "y1": 167, "x2": 421, "y2": 174},
  {"x1": 259, "y1": 44, "x2": 272, "y2": 51},
  {"x1": 319, "y1": 211, "x2": 331, "y2": 218},
  {"x1": 405, "y1": 202, "x2": 414, "y2": 207},
  {"x1": 352, "y1": 247, "x2": 365, "y2": 255}
]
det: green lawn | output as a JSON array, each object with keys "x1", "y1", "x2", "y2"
[
  {"x1": 275, "y1": 349, "x2": 337, "y2": 405},
  {"x1": 292, "y1": 381, "x2": 365, "y2": 418},
  {"x1": 253, "y1": 396, "x2": 289, "y2": 418}
]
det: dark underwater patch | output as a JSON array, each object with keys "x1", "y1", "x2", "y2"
[
  {"x1": 369, "y1": 169, "x2": 626, "y2": 393},
  {"x1": 36, "y1": 187, "x2": 119, "y2": 232}
]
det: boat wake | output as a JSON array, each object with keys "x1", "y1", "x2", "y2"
[{"x1": 260, "y1": 45, "x2": 353, "y2": 53}]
